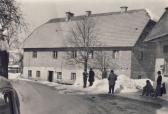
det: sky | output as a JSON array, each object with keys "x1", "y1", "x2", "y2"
[{"x1": 16, "y1": 0, "x2": 168, "y2": 33}]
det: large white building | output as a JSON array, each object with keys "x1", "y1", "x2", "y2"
[{"x1": 23, "y1": 7, "x2": 156, "y2": 84}]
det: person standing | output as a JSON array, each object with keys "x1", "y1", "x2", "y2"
[
  {"x1": 108, "y1": 70, "x2": 117, "y2": 94},
  {"x1": 89, "y1": 68, "x2": 95, "y2": 86},
  {"x1": 156, "y1": 71, "x2": 162, "y2": 97},
  {"x1": 83, "y1": 69, "x2": 88, "y2": 88}
]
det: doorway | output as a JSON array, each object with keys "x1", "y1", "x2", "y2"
[{"x1": 48, "y1": 71, "x2": 53, "y2": 82}]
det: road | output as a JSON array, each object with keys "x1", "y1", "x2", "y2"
[{"x1": 11, "y1": 80, "x2": 163, "y2": 114}]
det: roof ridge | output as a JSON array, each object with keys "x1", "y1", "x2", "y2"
[{"x1": 47, "y1": 9, "x2": 148, "y2": 23}]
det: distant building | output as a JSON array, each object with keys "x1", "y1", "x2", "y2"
[
  {"x1": 145, "y1": 7, "x2": 168, "y2": 79},
  {"x1": 23, "y1": 7, "x2": 156, "y2": 83}
]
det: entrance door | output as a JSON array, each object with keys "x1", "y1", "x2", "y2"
[
  {"x1": 155, "y1": 58, "x2": 164, "y2": 79},
  {"x1": 48, "y1": 71, "x2": 53, "y2": 82}
]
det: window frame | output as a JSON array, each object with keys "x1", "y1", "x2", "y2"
[
  {"x1": 28, "y1": 70, "x2": 32, "y2": 77},
  {"x1": 32, "y1": 51, "x2": 37, "y2": 58},
  {"x1": 57, "y1": 72, "x2": 62, "y2": 79},
  {"x1": 36, "y1": 71, "x2": 40, "y2": 77},
  {"x1": 53, "y1": 51, "x2": 58, "y2": 59},
  {"x1": 89, "y1": 50, "x2": 94, "y2": 59},
  {"x1": 139, "y1": 51, "x2": 144, "y2": 61},
  {"x1": 112, "y1": 50, "x2": 119, "y2": 59},
  {"x1": 71, "y1": 51, "x2": 77, "y2": 58},
  {"x1": 71, "y1": 72, "x2": 76, "y2": 80}
]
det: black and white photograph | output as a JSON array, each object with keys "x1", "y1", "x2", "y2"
[{"x1": 0, "y1": 0, "x2": 168, "y2": 114}]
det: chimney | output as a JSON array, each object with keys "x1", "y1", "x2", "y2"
[
  {"x1": 65, "y1": 12, "x2": 74, "y2": 21},
  {"x1": 85, "y1": 11, "x2": 92, "y2": 16},
  {"x1": 120, "y1": 6, "x2": 128, "y2": 13}
]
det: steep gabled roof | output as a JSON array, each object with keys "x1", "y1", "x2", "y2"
[
  {"x1": 23, "y1": 9, "x2": 152, "y2": 49},
  {"x1": 145, "y1": 9, "x2": 168, "y2": 41}
]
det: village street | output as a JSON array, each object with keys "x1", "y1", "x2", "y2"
[{"x1": 9, "y1": 80, "x2": 166, "y2": 114}]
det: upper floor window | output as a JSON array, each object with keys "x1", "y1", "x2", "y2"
[
  {"x1": 57, "y1": 72, "x2": 62, "y2": 79},
  {"x1": 53, "y1": 51, "x2": 58, "y2": 59},
  {"x1": 89, "y1": 50, "x2": 94, "y2": 59},
  {"x1": 139, "y1": 51, "x2": 143, "y2": 61},
  {"x1": 71, "y1": 73, "x2": 76, "y2": 80},
  {"x1": 36, "y1": 71, "x2": 40, "y2": 77},
  {"x1": 32, "y1": 51, "x2": 37, "y2": 58},
  {"x1": 112, "y1": 50, "x2": 119, "y2": 59},
  {"x1": 71, "y1": 51, "x2": 77, "y2": 58}
]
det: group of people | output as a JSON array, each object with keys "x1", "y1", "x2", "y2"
[
  {"x1": 83, "y1": 69, "x2": 167, "y2": 97},
  {"x1": 83, "y1": 68, "x2": 118, "y2": 95},
  {"x1": 141, "y1": 71, "x2": 166, "y2": 97},
  {"x1": 83, "y1": 68, "x2": 95, "y2": 88}
]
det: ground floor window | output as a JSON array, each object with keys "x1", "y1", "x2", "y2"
[
  {"x1": 57, "y1": 72, "x2": 62, "y2": 79},
  {"x1": 36, "y1": 71, "x2": 40, "y2": 77},
  {"x1": 71, "y1": 73, "x2": 76, "y2": 80},
  {"x1": 28, "y1": 70, "x2": 32, "y2": 77}
]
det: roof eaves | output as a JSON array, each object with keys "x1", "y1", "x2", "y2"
[{"x1": 145, "y1": 33, "x2": 168, "y2": 42}]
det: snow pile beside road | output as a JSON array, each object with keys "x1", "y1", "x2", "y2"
[
  {"x1": 8, "y1": 73, "x2": 20, "y2": 79},
  {"x1": 18, "y1": 74, "x2": 153, "y2": 95},
  {"x1": 73, "y1": 75, "x2": 153, "y2": 94}
]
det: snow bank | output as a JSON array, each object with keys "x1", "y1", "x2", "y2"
[
  {"x1": 8, "y1": 73, "x2": 20, "y2": 79},
  {"x1": 72, "y1": 74, "x2": 153, "y2": 94},
  {"x1": 19, "y1": 74, "x2": 154, "y2": 95}
]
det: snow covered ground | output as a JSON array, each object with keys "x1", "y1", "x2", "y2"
[
  {"x1": 9, "y1": 73, "x2": 168, "y2": 99},
  {"x1": 15, "y1": 74, "x2": 153, "y2": 95}
]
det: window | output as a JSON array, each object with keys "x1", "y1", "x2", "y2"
[
  {"x1": 53, "y1": 51, "x2": 58, "y2": 59},
  {"x1": 36, "y1": 71, "x2": 40, "y2": 77},
  {"x1": 32, "y1": 51, "x2": 37, "y2": 58},
  {"x1": 71, "y1": 73, "x2": 76, "y2": 80},
  {"x1": 139, "y1": 51, "x2": 143, "y2": 61},
  {"x1": 164, "y1": 46, "x2": 168, "y2": 53},
  {"x1": 57, "y1": 72, "x2": 62, "y2": 79},
  {"x1": 89, "y1": 51, "x2": 94, "y2": 59},
  {"x1": 112, "y1": 50, "x2": 119, "y2": 59},
  {"x1": 28, "y1": 70, "x2": 32, "y2": 77},
  {"x1": 71, "y1": 51, "x2": 77, "y2": 58}
]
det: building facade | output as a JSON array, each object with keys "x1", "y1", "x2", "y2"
[
  {"x1": 145, "y1": 8, "x2": 168, "y2": 80},
  {"x1": 23, "y1": 7, "x2": 156, "y2": 83}
]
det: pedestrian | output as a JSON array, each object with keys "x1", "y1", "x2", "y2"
[
  {"x1": 156, "y1": 71, "x2": 162, "y2": 97},
  {"x1": 89, "y1": 68, "x2": 95, "y2": 86},
  {"x1": 108, "y1": 70, "x2": 117, "y2": 94},
  {"x1": 141, "y1": 80, "x2": 154, "y2": 96},
  {"x1": 83, "y1": 69, "x2": 88, "y2": 88}
]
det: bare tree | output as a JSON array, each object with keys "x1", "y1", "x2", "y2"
[
  {"x1": 66, "y1": 17, "x2": 97, "y2": 73},
  {"x1": 93, "y1": 51, "x2": 120, "y2": 79},
  {"x1": 0, "y1": 0, "x2": 26, "y2": 49}
]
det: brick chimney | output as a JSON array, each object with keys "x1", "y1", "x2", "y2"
[
  {"x1": 65, "y1": 12, "x2": 74, "y2": 21},
  {"x1": 120, "y1": 6, "x2": 128, "y2": 13},
  {"x1": 85, "y1": 11, "x2": 92, "y2": 16}
]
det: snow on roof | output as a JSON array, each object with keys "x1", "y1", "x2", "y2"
[
  {"x1": 145, "y1": 9, "x2": 168, "y2": 41},
  {"x1": 23, "y1": 9, "x2": 151, "y2": 49}
]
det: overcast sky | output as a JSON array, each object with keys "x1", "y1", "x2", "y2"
[{"x1": 16, "y1": 0, "x2": 168, "y2": 32}]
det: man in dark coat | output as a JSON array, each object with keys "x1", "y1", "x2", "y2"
[
  {"x1": 83, "y1": 69, "x2": 88, "y2": 88},
  {"x1": 156, "y1": 71, "x2": 162, "y2": 96},
  {"x1": 108, "y1": 70, "x2": 117, "y2": 94},
  {"x1": 89, "y1": 68, "x2": 95, "y2": 86}
]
